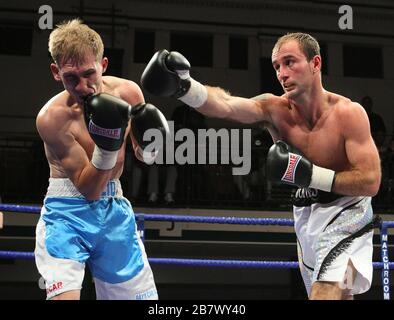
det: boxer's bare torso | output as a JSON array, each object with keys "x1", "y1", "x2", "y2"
[
  {"x1": 37, "y1": 74, "x2": 143, "y2": 199},
  {"x1": 195, "y1": 39, "x2": 380, "y2": 197},
  {"x1": 258, "y1": 91, "x2": 360, "y2": 172}
]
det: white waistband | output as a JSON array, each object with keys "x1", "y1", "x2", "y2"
[{"x1": 46, "y1": 178, "x2": 123, "y2": 198}]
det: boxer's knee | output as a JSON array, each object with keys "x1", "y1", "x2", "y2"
[
  {"x1": 310, "y1": 281, "x2": 343, "y2": 300},
  {"x1": 310, "y1": 261, "x2": 357, "y2": 300}
]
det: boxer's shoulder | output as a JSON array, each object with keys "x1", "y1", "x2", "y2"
[
  {"x1": 103, "y1": 76, "x2": 140, "y2": 92},
  {"x1": 40, "y1": 90, "x2": 78, "y2": 114},
  {"x1": 37, "y1": 92, "x2": 76, "y2": 140},
  {"x1": 102, "y1": 76, "x2": 143, "y2": 106},
  {"x1": 327, "y1": 91, "x2": 357, "y2": 111},
  {"x1": 328, "y1": 92, "x2": 368, "y2": 125}
]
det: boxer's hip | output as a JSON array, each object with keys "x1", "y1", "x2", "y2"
[
  {"x1": 39, "y1": 178, "x2": 135, "y2": 264},
  {"x1": 36, "y1": 178, "x2": 145, "y2": 284},
  {"x1": 293, "y1": 192, "x2": 376, "y2": 273}
]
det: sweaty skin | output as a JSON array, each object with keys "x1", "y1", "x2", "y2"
[
  {"x1": 37, "y1": 56, "x2": 144, "y2": 200},
  {"x1": 195, "y1": 40, "x2": 380, "y2": 197},
  {"x1": 181, "y1": 39, "x2": 381, "y2": 300}
]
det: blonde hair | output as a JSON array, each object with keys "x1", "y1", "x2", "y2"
[
  {"x1": 48, "y1": 19, "x2": 104, "y2": 66},
  {"x1": 273, "y1": 32, "x2": 320, "y2": 61}
]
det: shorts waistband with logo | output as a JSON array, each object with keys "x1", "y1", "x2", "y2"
[
  {"x1": 292, "y1": 187, "x2": 343, "y2": 207},
  {"x1": 45, "y1": 178, "x2": 123, "y2": 198}
]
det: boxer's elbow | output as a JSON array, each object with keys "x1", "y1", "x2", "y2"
[
  {"x1": 365, "y1": 170, "x2": 381, "y2": 196},
  {"x1": 366, "y1": 185, "x2": 379, "y2": 197}
]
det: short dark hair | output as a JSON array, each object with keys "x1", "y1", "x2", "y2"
[{"x1": 273, "y1": 32, "x2": 320, "y2": 61}]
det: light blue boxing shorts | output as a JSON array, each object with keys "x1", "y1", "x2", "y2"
[{"x1": 35, "y1": 178, "x2": 158, "y2": 300}]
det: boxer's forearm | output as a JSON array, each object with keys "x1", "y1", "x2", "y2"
[
  {"x1": 71, "y1": 163, "x2": 114, "y2": 200},
  {"x1": 331, "y1": 170, "x2": 380, "y2": 197},
  {"x1": 45, "y1": 134, "x2": 117, "y2": 201},
  {"x1": 195, "y1": 86, "x2": 231, "y2": 117},
  {"x1": 63, "y1": 147, "x2": 115, "y2": 200},
  {"x1": 195, "y1": 86, "x2": 266, "y2": 124}
]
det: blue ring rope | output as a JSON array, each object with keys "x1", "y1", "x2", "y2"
[
  {"x1": 0, "y1": 251, "x2": 393, "y2": 270},
  {"x1": 2, "y1": 203, "x2": 391, "y2": 228},
  {"x1": 0, "y1": 203, "x2": 294, "y2": 226}
]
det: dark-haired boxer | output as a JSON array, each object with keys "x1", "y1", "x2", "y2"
[
  {"x1": 35, "y1": 19, "x2": 169, "y2": 300},
  {"x1": 140, "y1": 32, "x2": 381, "y2": 300}
]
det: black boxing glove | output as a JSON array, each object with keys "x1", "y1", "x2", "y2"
[
  {"x1": 266, "y1": 141, "x2": 336, "y2": 192},
  {"x1": 84, "y1": 93, "x2": 131, "y2": 170},
  {"x1": 130, "y1": 103, "x2": 170, "y2": 164},
  {"x1": 141, "y1": 49, "x2": 208, "y2": 108}
]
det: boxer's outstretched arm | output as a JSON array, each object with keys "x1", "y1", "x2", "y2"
[
  {"x1": 196, "y1": 87, "x2": 274, "y2": 124},
  {"x1": 37, "y1": 105, "x2": 113, "y2": 200},
  {"x1": 140, "y1": 49, "x2": 277, "y2": 124},
  {"x1": 332, "y1": 103, "x2": 381, "y2": 196}
]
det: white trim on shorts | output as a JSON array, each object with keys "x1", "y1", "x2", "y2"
[
  {"x1": 35, "y1": 216, "x2": 85, "y2": 299},
  {"x1": 93, "y1": 236, "x2": 158, "y2": 300},
  {"x1": 45, "y1": 178, "x2": 123, "y2": 198}
]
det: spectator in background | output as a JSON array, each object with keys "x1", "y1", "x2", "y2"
[
  {"x1": 155, "y1": 104, "x2": 206, "y2": 204},
  {"x1": 361, "y1": 96, "x2": 387, "y2": 204},
  {"x1": 233, "y1": 127, "x2": 272, "y2": 202},
  {"x1": 123, "y1": 142, "x2": 145, "y2": 203},
  {"x1": 146, "y1": 164, "x2": 177, "y2": 205},
  {"x1": 379, "y1": 136, "x2": 394, "y2": 204},
  {"x1": 361, "y1": 96, "x2": 386, "y2": 150},
  {"x1": 126, "y1": 140, "x2": 176, "y2": 205},
  {"x1": 144, "y1": 104, "x2": 206, "y2": 205}
]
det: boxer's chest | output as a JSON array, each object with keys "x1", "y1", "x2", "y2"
[
  {"x1": 276, "y1": 110, "x2": 350, "y2": 171},
  {"x1": 71, "y1": 114, "x2": 128, "y2": 165},
  {"x1": 72, "y1": 114, "x2": 95, "y2": 157}
]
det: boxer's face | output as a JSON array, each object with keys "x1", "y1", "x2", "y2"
[
  {"x1": 272, "y1": 40, "x2": 320, "y2": 100},
  {"x1": 51, "y1": 53, "x2": 108, "y2": 105}
]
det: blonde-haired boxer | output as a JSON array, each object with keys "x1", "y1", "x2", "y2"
[
  {"x1": 35, "y1": 19, "x2": 169, "y2": 300},
  {"x1": 141, "y1": 32, "x2": 381, "y2": 300}
]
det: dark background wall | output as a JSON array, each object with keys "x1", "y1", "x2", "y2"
[{"x1": 0, "y1": 0, "x2": 393, "y2": 134}]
